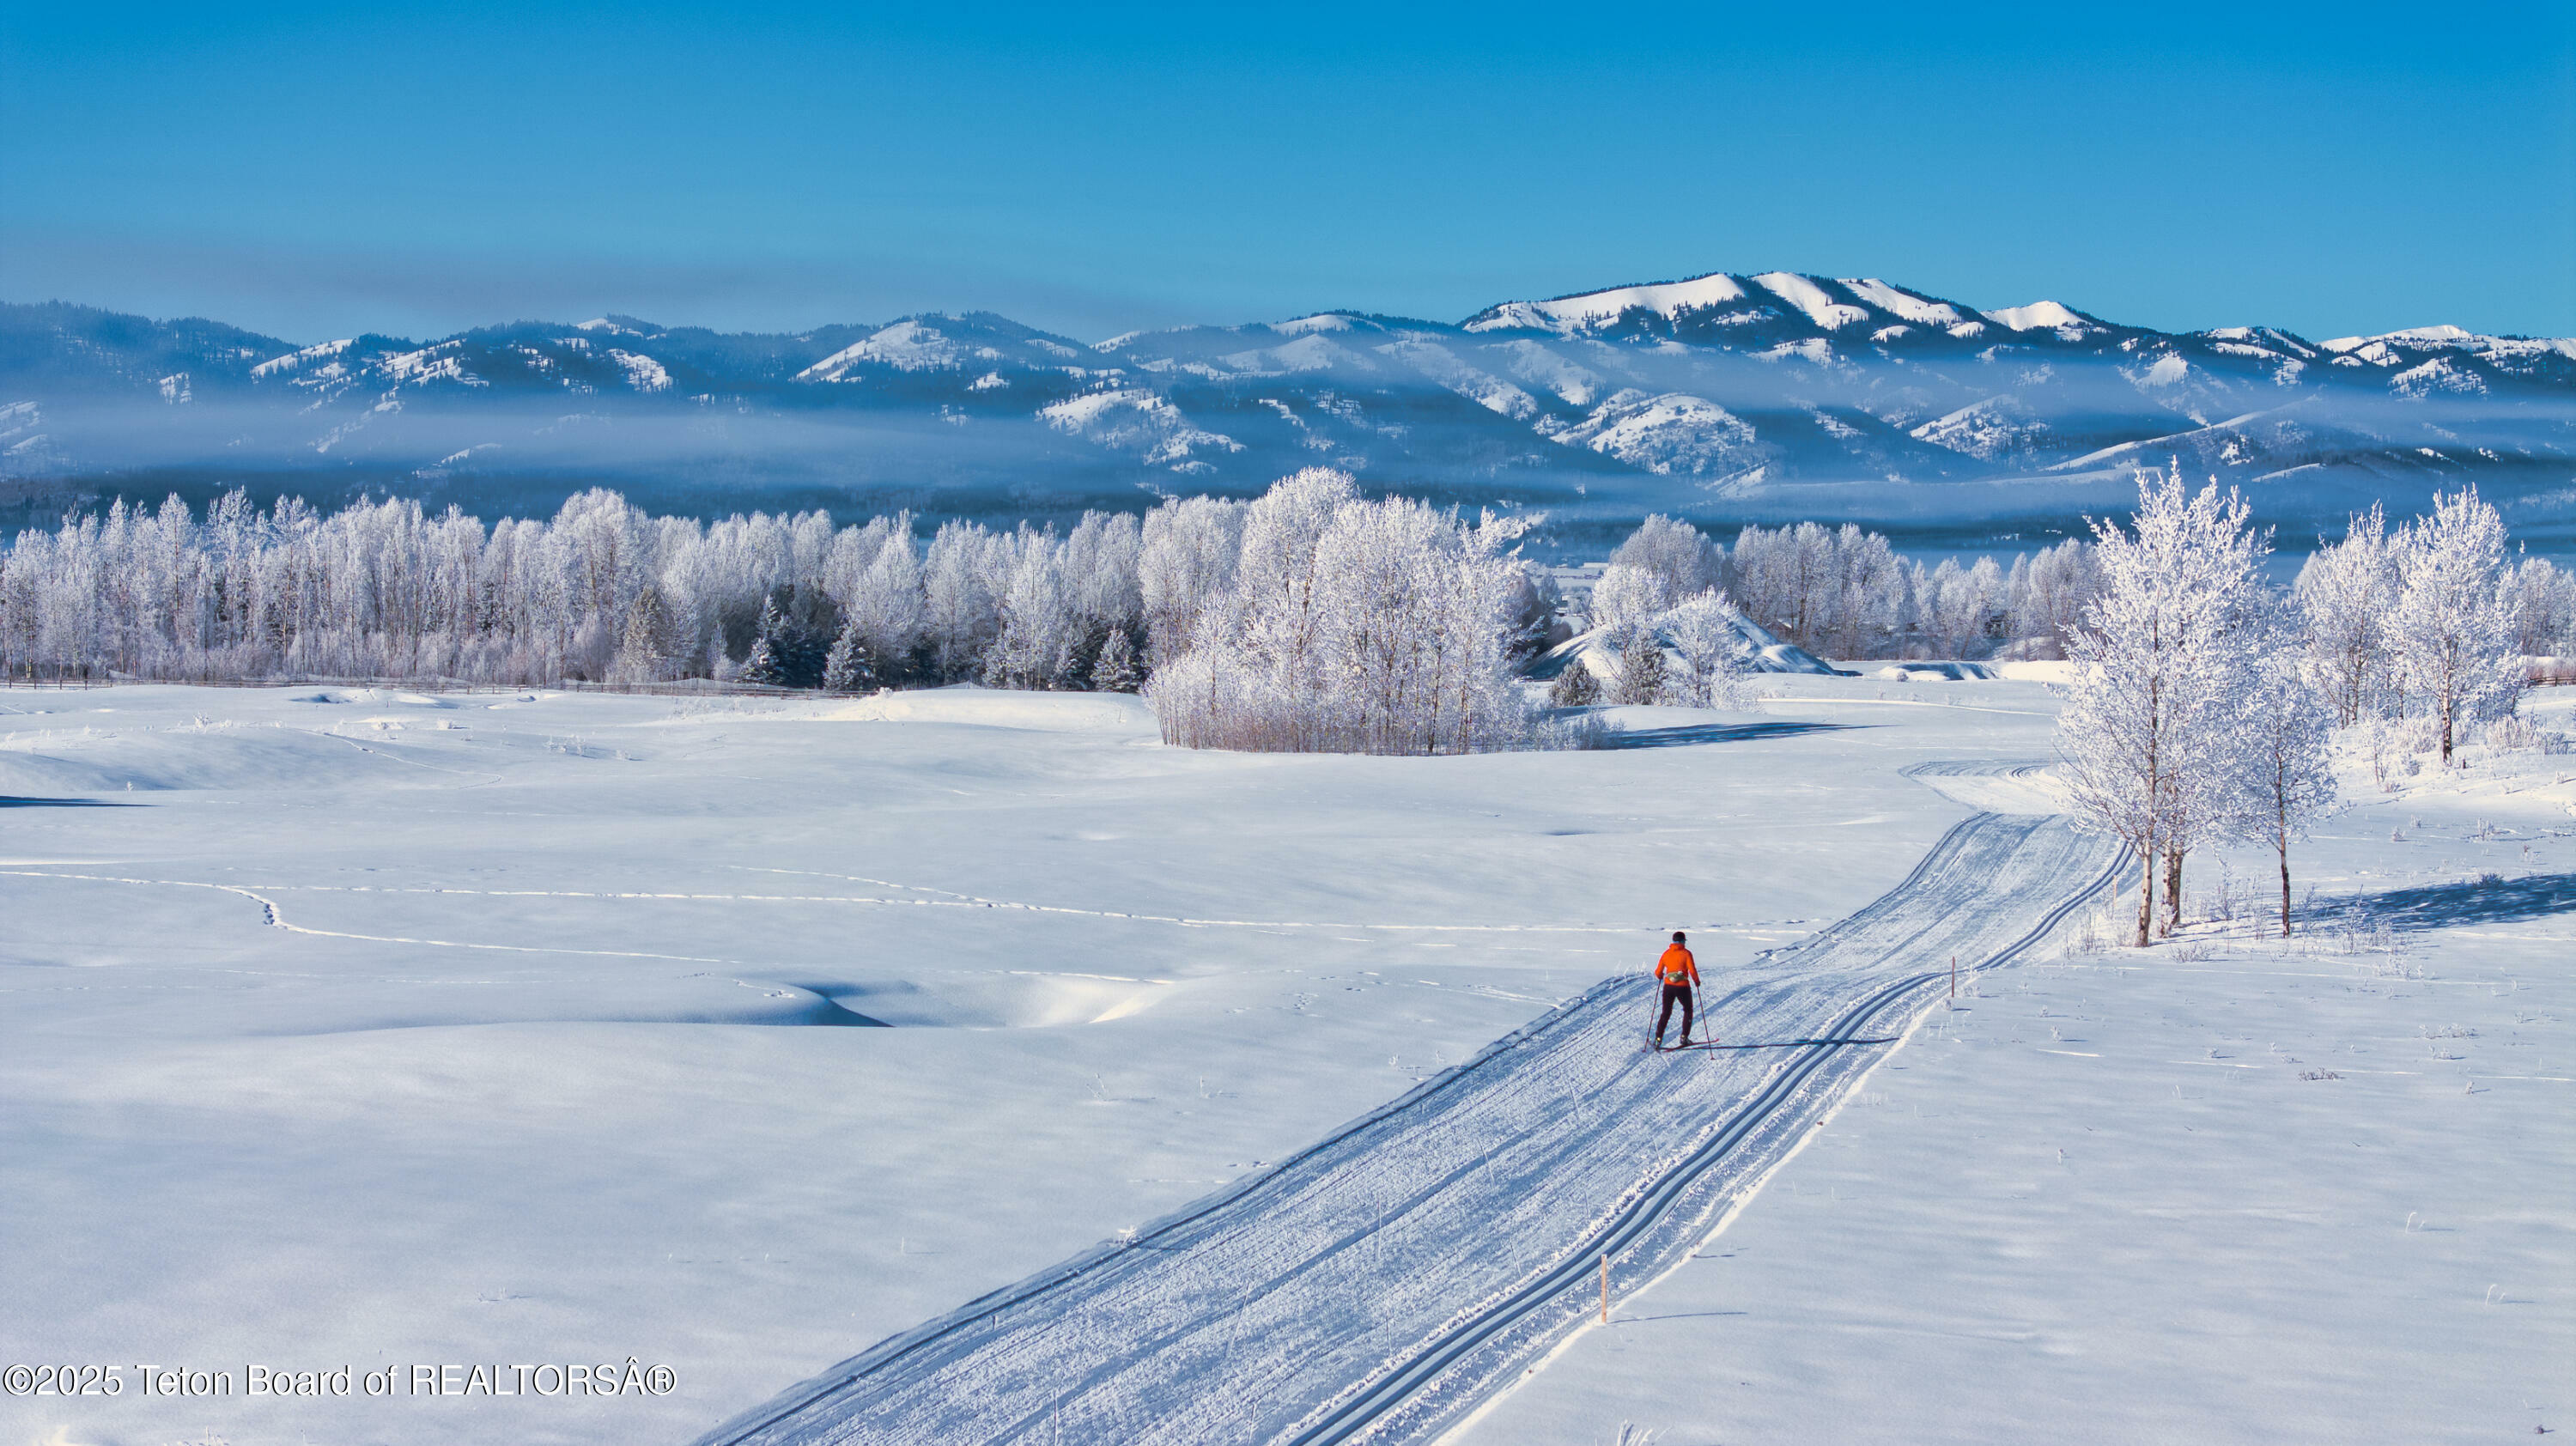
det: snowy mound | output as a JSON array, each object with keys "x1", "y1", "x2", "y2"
[
  {"x1": 1543, "y1": 611, "x2": 1838, "y2": 681},
  {"x1": 784, "y1": 687, "x2": 1158, "y2": 735}
]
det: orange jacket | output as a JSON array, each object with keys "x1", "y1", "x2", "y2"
[{"x1": 1656, "y1": 944, "x2": 1698, "y2": 987}]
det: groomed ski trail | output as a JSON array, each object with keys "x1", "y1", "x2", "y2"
[{"x1": 694, "y1": 787, "x2": 2123, "y2": 1446}]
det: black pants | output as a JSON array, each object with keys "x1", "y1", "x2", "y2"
[{"x1": 1656, "y1": 982, "x2": 1694, "y2": 1042}]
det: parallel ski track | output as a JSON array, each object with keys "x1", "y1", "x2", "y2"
[{"x1": 693, "y1": 784, "x2": 2122, "y2": 1446}]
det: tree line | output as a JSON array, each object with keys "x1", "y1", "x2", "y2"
[{"x1": 4, "y1": 472, "x2": 2568, "y2": 766}]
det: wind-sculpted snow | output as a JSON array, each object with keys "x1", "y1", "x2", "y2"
[{"x1": 694, "y1": 792, "x2": 2123, "y2": 1446}]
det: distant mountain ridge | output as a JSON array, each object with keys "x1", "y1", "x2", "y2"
[{"x1": 3, "y1": 276, "x2": 2570, "y2": 548}]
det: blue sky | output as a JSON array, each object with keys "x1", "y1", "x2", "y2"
[{"x1": 3, "y1": 2, "x2": 2570, "y2": 344}]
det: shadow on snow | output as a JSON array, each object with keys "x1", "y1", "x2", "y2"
[
  {"x1": 1596, "y1": 720, "x2": 1862, "y2": 750},
  {"x1": 0, "y1": 796, "x2": 141, "y2": 809},
  {"x1": 2322, "y1": 872, "x2": 2576, "y2": 931}
]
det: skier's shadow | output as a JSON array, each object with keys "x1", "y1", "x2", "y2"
[
  {"x1": 2323, "y1": 872, "x2": 2576, "y2": 930},
  {"x1": 1599, "y1": 720, "x2": 1860, "y2": 750}
]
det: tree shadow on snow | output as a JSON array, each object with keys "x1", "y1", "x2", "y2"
[
  {"x1": 2323, "y1": 872, "x2": 2576, "y2": 931},
  {"x1": 0, "y1": 795, "x2": 140, "y2": 808},
  {"x1": 1597, "y1": 720, "x2": 1862, "y2": 750}
]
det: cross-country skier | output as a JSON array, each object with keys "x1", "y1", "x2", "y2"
[{"x1": 1653, "y1": 931, "x2": 1699, "y2": 1049}]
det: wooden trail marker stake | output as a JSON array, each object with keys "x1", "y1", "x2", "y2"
[{"x1": 1950, "y1": 953, "x2": 1958, "y2": 999}]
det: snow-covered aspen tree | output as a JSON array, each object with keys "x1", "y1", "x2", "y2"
[
  {"x1": 1827, "y1": 526, "x2": 1906, "y2": 659},
  {"x1": 1145, "y1": 472, "x2": 1535, "y2": 754},
  {"x1": 2514, "y1": 557, "x2": 2576, "y2": 659},
  {"x1": 612, "y1": 584, "x2": 681, "y2": 683},
  {"x1": 2057, "y1": 465, "x2": 2268, "y2": 947},
  {"x1": 2009, "y1": 539, "x2": 2100, "y2": 660},
  {"x1": 2228, "y1": 639, "x2": 2337, "y2": 937},
  {"x1": 1661, "y1": 592, "x2": 1755, "y2": 708},
  {"x1": 1607, "y1": 516, "x2": 1722, "y2": 599},
  {"x1": 2390, "y1": 488, "x2": 2521, "y2": 766},
  {"x1": 920, "y1": 520, "x2": 1003, "y2": 682},
  {"x1": 1587, "y1": 563, "x2": 1668, "y2": 633},
  {"x1": 2293, "y1": 505, "x2": 2403, "y2": 727},
  {"x1": 1226, "y1": 466, "x2": 1356, "y2": 684},
  {"x1": 986, "y1": 532, "x2": 1082, "y2": 690},
  {"x1": 844, "y1": 524, "x2": 924, "y2": 681},
  {"x1": 1137, "y1": 496, "x2": 1243, "y2": 667}
]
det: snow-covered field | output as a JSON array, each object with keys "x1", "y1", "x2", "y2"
[
  {"x1": 1455, "y1": 686, "x2": 2576, "y2": 1446},
  {"x1": 2, "y1": 679, "x2": 2567, "y2": 1444}
]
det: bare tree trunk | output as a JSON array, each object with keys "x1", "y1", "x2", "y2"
[
  {"x1": 2277, "y1": 839, "x2": 2293, "y2": 939},
  {"x1": 2163, "y1": 846, "x2": 2185, "y2": 938},
  {"x1": 2136, "y1": 841, "x2": 2156, "y2": 948}
]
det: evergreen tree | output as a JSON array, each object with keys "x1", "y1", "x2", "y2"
[
  {"x1": 1548, "y1": 659, "x2": 1601, "y2": 707},
  {"x1": 1610, "y1": 623, "x2": 1668, "y2": 705},
  {"x1": 1088, "y1": 627, "x2": 1143, "y2": 693},
  {"x1": 822, "y1": 620, "x2": 878, "y2": 693},
  {"x1": 741, "y1": 597, "x2": 792, "y2": 686}
]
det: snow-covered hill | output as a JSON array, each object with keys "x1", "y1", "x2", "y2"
[{"x1": 3, "y1": 281, "x2": 2570, "y2": 544}]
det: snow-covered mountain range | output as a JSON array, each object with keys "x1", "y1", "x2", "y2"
[{"x1": 4, "y1": 274, "x2": 2571, "y2": 547}]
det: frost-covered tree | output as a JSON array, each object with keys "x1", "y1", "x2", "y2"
[
  {"x1": 2391, "y1": 488, "x2": 2521, "y2": 766},
  {"x1": 821, "y1": 620, "x2": 878, "y2": 693},
  {"x1": 2293, "y1": 505, "x2": 2403, "y2": 727},
  {"x1": 1728, "y1": 520, "x2": 1911, "y2": 658},
  {"x1": 611, "y1": 584, "x2": 680, "y2": 684},
  {"x1": 1547, "y1": 657, "x2": 1601, "y2": 707},
  {"x1": 2057, "y1": 465, "x2": 2269, "y2": 946},
  {"x1": 1087, "y1": 628, "x2": 1143, "y2": 693},
  {"x1": 1916, "y1": 556, "x2": 2007, "y2": 658},
  {"x1": 1225, "y1": 466, "x2": 1354, "y2": 683},
  {"x1": 1589, "y1": 563, "x2": 1670, "y2": 633},
  {"x1": 1824, "y1": 526, "x2": 1907, "y2": 660},
  {"x1": 2515, "y1": 557, "x2": 2576, "y2": 658},
  {"x1": 843, "y1": 525, "x2": 924, "y2": 682},
  {"x1": 1607, "y1": 515, "x2": 1723, "y2": 601},
  {"x1": 1608, "y1": 622, "x2": 1668, "y2": 705},
  {"x1": 740, "y1": 629, "x2": 787, "y2": 689},
  {"x1": 1499, "y1": 562, "x2": 1559, "y2": 664},
  {"x1": 1147, "y1": 472, "x2": 1536, "y2": 754},
  {"x1": 1661, "y1": 591, "x2": 1754, "y2": 708},
  {"x1": 2006, "y1": 539, "x2": 2101, "y2": 661},
  {"x1": 921, "y1": 520, "x2": 1005, "y2": 683},
  {"x1": 986, "y1": 530, "x2": 1084, "y2": 690},
  {"x1": 1138, "y1": 496, "x2": 1244, "y2": 666},
  {"x1": 2227, "y1": 637, "x2": 2337, "y2": 937}
]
